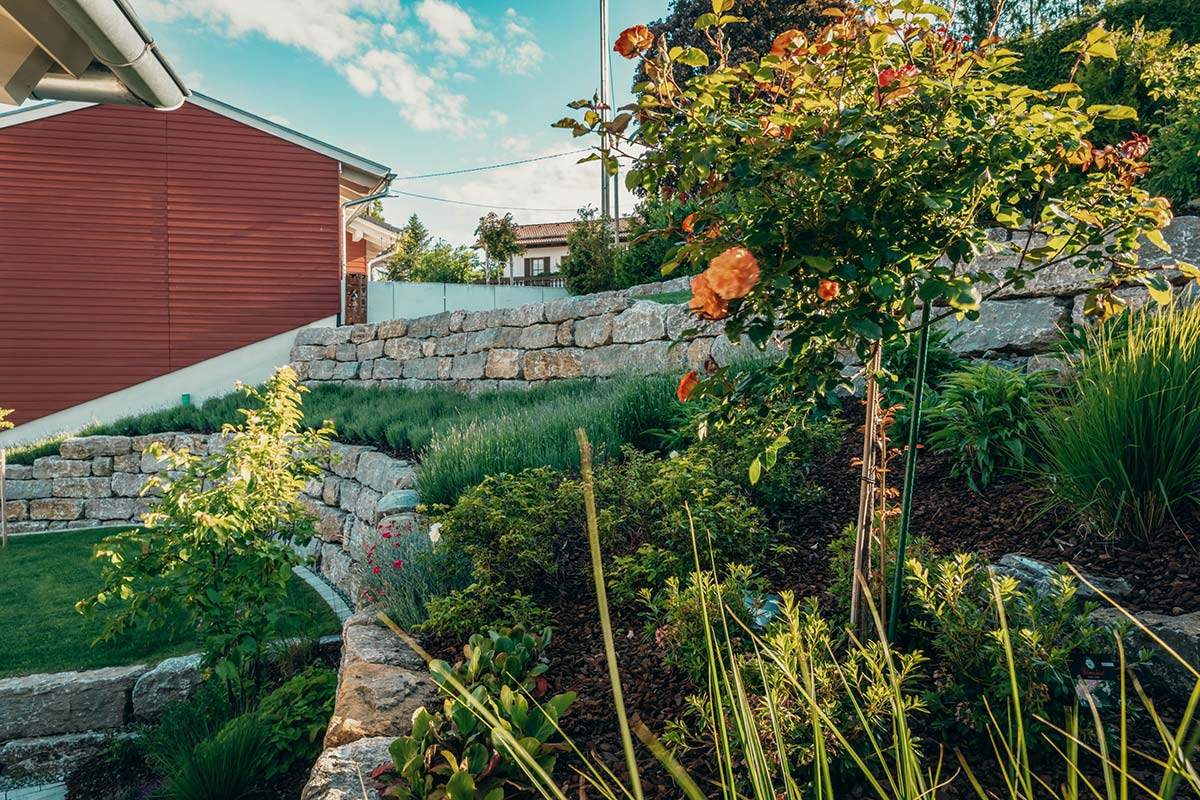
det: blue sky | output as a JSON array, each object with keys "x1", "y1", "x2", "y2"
[{"x1": 130, "y1": 0, "x2": 666, "y2": 246}]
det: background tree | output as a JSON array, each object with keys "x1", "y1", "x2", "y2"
[
  {"x1": 410, "y1": 241, "x2": 485, "y2": 284},
  {"x1": 475, "y1": 212, "x2": 525, "y2": 282},
  {"x1": 383, "y1": 213, "x2": 433, "y2": 281},
  {"x1": 634, "y1": 0, "x2": 848, "y2": 86},
  {"x1": 561, "y1": 207, "x2": 619, "y2": 295}
]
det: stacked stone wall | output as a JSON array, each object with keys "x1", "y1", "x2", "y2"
[{"x1": 290, "y1": 218, "x2": 1200, "y2": 389}]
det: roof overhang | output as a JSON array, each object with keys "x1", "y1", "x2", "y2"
[
  {"x1": 348, "y1": 215, "x2": 402, "y2": 250},
  {"x1": 0, "y1": 92, "x2": 395, "y2": 197},
  {"x1": 0, "y1": 0, "x2": 186, "y2": 109}
]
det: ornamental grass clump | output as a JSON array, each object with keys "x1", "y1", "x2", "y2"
[{"x1": 1040, "y1": 302, "x2": 1200, "y2": 540}]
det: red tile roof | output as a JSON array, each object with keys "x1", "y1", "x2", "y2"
[{"x1": 505, "y1": 217, "x2": 632, "y2": 248}]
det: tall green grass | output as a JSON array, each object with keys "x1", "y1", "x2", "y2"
[
  {"x1": 417, "y1": 376, "x2": 677, "y2": 505},
  {"x1": 1040, "y1": 303, "x2": 1200, "y2": 540}
]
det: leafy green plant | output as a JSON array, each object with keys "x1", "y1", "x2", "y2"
[
  {"x1": 422, "y1": 584, "x2": 553, "y2": 641},
  {"x1": 640, "y1": 564, "x2": 763, "y2": 684},
  {"x1": 609, "y1": 544, "x2": 686, "y2": 607},
  {"x1": 922, "y1": 363, "x2": 1055, "y2": 491},
  {"x1": 1039, "y1": 303, "x2": 1200, "y2": 539},
  {"x1": 437, "y1": 624, "x2": 553, "y2": 699},
  {"x1": 256, "y1": 665, "x2": 337, "y2": 780},
  {"x1": 154, "y1": 713, "x2": 271, "y2": 800},
  {"x1": 376, "y1": 624, "x2": 575, "y2": 800},
  {"x1": 905, "y1": 552, "x2": 1113, "y2": 743},
  {"x1": 78, "y1": 368, "x2": 335, "y2": 684},
  {"x1": 560, "y1": 206, "x2": 619, "y2": 295}
]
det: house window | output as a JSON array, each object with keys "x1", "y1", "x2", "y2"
[{"x1": 524, "y1": 257, "x2": 552, "y2": 276}]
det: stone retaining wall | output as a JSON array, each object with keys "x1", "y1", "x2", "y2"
[
  {"x1": 2, "y1": 434, "x2": 418, "y2": 607},
  {"x1": 289, "y1": 217, "x2": 1200, "y2": 389}
]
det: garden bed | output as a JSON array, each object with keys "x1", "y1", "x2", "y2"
[
  {"x1": 0, "y1": 528, "x2": 339, "y2": 678},
  {"x1": 417, "y1": 399, "x2": 1200, "y2": 798}
]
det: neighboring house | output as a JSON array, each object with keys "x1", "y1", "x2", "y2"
[
  {"x1": 482, "y1": 218, "x2": 631, "y2": 284},
  {"x1": 0, "y1": 92, "x2": 393, "y2": 431},
  {"x1": 346, "y1": 215, "x2": 403, "y2": 280}
]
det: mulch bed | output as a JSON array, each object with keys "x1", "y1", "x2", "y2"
[{"x1": 421, "y1": 399, "x2": 1200, "y2": 798}]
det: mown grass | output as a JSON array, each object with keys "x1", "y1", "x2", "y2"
[
  {"x1": 640, "y1": 290, "x2": 692, "y2": 305},
  {"x1": 5, "y1": 376, "x2": 681, "y2": 506},
  {"x1": 0, "y1": 528, "x2": 339, "y2": 677}
]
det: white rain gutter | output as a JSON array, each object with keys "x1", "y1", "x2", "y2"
[{"x1": 31, "y1": 0, "x2": 187, "y2": 109}]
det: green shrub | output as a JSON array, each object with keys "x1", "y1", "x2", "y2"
[
  {"x1": 609, "y1": 544, "x2": 687, "y2": 607},
  {"x1": 255, "y1": 666, "x2": 337, "y2": 780},
  {"x1": 905, "y1": 552, "x2": 1113, "y2": 742},
  {"x1": 154, "y1": 713, "x2": 271, "y2": 800},
  {"x1": 141, "y1": 680, "x2": 243, "y2": 775},
  {"x1": 1040, "y1": 304, "x2": 1200, "y2": 540},
  {"x1": 422, "y1": 584, "x2": 553, "y2": 641},
  {"x1": 640, "y1": 564, "x2": 764, "y2": 684},
  {"x1": 560, "y1": 206, "x2": 619, "y2": 295},
  {"x1": 922, "y1": 363, "x2": 1054, "y2": 491}
]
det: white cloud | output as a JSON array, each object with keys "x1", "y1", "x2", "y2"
[
  {"x1": 131, "y1": 0, "x2": 540, "y2": 133},
  {"x1": 267, "y1": 113, "x2": 291, "y2": 126},
  {"x1": 415, "y1": 0, "x2": 478, "y2": 56}
]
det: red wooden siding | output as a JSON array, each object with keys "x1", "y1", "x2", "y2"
[
  {"x1": 345, "y1": 233, "x2": 368, "y2": 275},
  {"x1": 0, "y1": 102, "x2": 343, "y2": 424}
]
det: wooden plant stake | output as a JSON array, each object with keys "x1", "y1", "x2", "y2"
[{"x1": 850, "y1": 341, "x2": 883, "y2": 633}]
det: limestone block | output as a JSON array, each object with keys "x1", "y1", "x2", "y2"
[
  {"x1": 0, "y1": 663, "x2": 149, "y2": 739},
  {"x1": 111, "y1": 472, "x2": 154, "y2": 498},
  {"x1": 574, "y1": 314, "x2": 614, "y2": 347},
  {"x1": 60, "y1": 436, "x2": 133, "y2": 459},
  {"x1": 407, "y1": 312, "x2": 452, "y2": 339},
  {"x1": 330, "y1": 443, "x2": 371, "y2": 479},
  {"x1": 518, "y1": 323, "x2": 559, "y2": 350},
  {"x1": 524, "y1": 349, "x2": 584, "y2": 380},
  {"x1": 300, "y1": 736, "x2": 391, "y2": 800},
  {"x1": 92, "y1": 457, "x2": 114, "y2": 478},
  {"x1": 371, "y1": 359, "x2": 405, "y2": 380},
  {"x1": 52, "y1": 477, "x2": 111, "y2": 499},
  {"x1": 355, "y1": 453, "x2": 415, "y2": 495},
  {"x1": 292, "y1": 345, "x2": 327, "y2": 362},
  {"x1": 349, "y1": 323, "x2": 379, "y2": 344},
  {"x1": 403, "y1": 357, "x2": 450, "y2": 381},
  {"x1": 33, "y1": 457, "x2": 91, "y2": 479},
  {"x1": 434, "y1": 332, "x2": 468, "y2": 356},
  {"x1": 613, "y1": 302, "x2": 668, "y2": 343},
  {"x1": 3, "y1": 480, "x2": 49, "y2": 501},
  {"x1": 465, "y1": 326, "x2": 522, "y2": 353},
  {"x1": 499, "y1": 303, "x2": 546, "y2": 327},
  {"x1": 484, "y1": 348, "x2": 522, "y2": 379},
  {"x1": 31, "y1": 498, "x2": 85, "y2": 520},
  {"x1": 377, "y1": 319, "x2": 407, "y2": 339},
  {"x1": 308, "y1": 360, "x2": 337, "y2": 381},
  {"x1": 3, "y1": 500, "x2": 27, "y2": 522},
  {"x1": 939, "y1": 297, "x2": 1069, "y2": 355},
  {"x1": 131, "y1": 654, "x2": 203, "y2": 721},
  {"x1": 356, "y1": 340, "x2": 384, "y2": 361},
  {"x1": 84, "y1": 498, "x2": 139, "y2": 520},
  {"x1": 557, "y1": 320, "x2": 575, "y2": 346},
  {"x1": 449, "y1": 352, "x2": 487, "y2": 380},
  {"x1": 333, "y1": 343, "x2": 359, "y2": 362}
]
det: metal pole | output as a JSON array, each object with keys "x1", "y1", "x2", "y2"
[
  {"x1": 599, "y1": 0, "x2": 611, "y2": 222},
  {"x1": 887, "y1": 302, "x2": 931, "y2": 641},
  {"x1": 1, "y1": 448, "x2": 7, "y2": 550}
]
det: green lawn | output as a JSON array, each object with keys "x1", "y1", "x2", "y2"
[{"x1": 0, "y1": 528, "x2": 339, "y2": 678}]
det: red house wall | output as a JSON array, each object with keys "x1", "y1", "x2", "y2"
[{"x1": 0, "y1": 103, "x2": 342, "y2": 424}]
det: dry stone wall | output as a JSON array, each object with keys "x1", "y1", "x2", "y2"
[
  {"x1": 290, "y1": 217, "x2": 1200, "y2": 389},
  {"x1": 1, "y1": 434, "x2": 417, "y2": 606}
]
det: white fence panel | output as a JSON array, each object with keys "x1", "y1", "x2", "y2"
[{"x1": 367, "y1": 281, "x2": 568, "y2": 322}]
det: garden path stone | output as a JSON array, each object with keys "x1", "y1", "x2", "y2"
[
  {"x1": 0, "y1": 732, "x2": 108, "y2": 790},
  {"x1": 300, "y1": 736, "x2": 390, "y2": 800}
]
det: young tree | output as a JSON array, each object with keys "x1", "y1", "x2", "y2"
[
  {"x1": 561, "y1": 207, "x2": 619, "y2": 295},
  {"x1": 475, "y1": 212, "x2": 525, "y2": 282},
  {"x1": 567, "y1": 0, "x2": 1177, "y2": 629},
  {"x1": 0, "y1": 406, "x2": 11, "y2": 431},
  {"x1": 78, "y1": 368, "x2": 335, "y2": 687}
]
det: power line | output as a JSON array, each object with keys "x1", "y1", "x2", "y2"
[
  {"x1": 387, "y1": 188, "x2": 579, "y2": 213},
  {"x1": 391, "y1": 149, "x2": 593, "y2": 182}
]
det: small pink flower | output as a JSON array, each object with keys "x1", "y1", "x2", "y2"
[
  {"x1": 382, "y1": 531, "x2": 392, "y2": 539},
  {"x1": 393, "y1": 559, "x2": 404, "y2": 569},
  {"x1": 373, "y1": 565, "x2": 381, "y2": 575}
]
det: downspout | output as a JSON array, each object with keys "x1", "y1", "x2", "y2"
[{"x1": 34, "y1": 0, "x2": 188, "y2": 109}]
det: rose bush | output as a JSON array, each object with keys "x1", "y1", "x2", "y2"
[{"x1": 560, "y1": 0, "x2": 1180, "y2": 426}]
